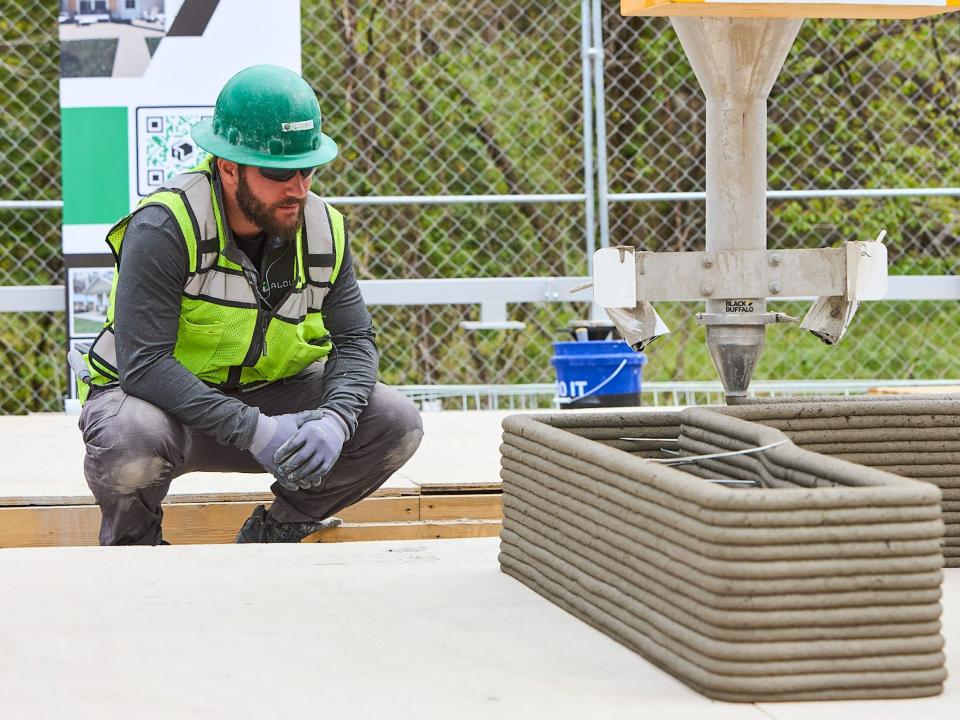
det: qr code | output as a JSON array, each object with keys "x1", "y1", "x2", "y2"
[{"x1": 136, "y1": 106, "x2": 214, "y2": 196}]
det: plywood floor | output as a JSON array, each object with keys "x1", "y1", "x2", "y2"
[
  {"x1": 0, "y1": 410, "x2": 530, "y2": 546},
  {"x1": 1, "y1": 406, "x2": 670, "y2": 503},
  {"x1": 0, "y1": 409, "x2": 524, "y2": 504}
]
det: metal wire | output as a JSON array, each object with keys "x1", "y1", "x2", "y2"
[{"x1": 649, "y1": 439, "x2": 790, "y2": 465}]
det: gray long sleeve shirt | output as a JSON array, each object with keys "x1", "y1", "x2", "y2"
[{"x1": 112, "y1": 202, "x2": 378, "y2": 449}]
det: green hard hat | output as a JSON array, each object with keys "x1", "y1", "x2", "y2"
[{"x1": 192, "y1": 65, "x2": 338, "y2": 169}]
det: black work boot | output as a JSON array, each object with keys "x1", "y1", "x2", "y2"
[{"x1": 235, "y1": 504, "x2": 342, "y2": 543}]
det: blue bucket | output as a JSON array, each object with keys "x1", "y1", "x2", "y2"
[{"x1": 551, "y1": 340, "x2": 646, "y2": 409}]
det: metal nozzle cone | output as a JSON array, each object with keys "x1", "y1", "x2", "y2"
[{"x1": 706, "y1": 325, "x2": 765, "y2": 400}]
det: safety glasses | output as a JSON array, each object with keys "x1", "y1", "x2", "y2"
[{"x1": 255, "y1": 165, "x2": 318, "y2": 183}]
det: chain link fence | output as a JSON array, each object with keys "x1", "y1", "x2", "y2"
[
  {"x1": 2, "y1": 1, "x2": 65, "y2": 413},
  {"x1": 301, "y1": 1, "x2": 591, "y2": 390},
  {"x1": 602, "y1": 10, "x2": 960, "y2": 381},
  {"x1": 1, "y1": 2, "x2": 959, "y2": 413}
]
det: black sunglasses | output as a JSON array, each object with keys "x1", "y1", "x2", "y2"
[{"x1": 255, "y1": 166, "x2": 318, "y2": 182}]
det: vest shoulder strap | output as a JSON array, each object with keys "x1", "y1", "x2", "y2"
[
  {"x1": 148, "y1": 169, "x2": 219, "y2": 274},
  {"x1": 303, "y1": 195, "x2": 346, "y2": 287},
  {"x1": 326, "y1": 202, "x2": 346, "y2": 283}
]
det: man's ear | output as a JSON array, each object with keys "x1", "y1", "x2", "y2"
[{"x1": 217, "y1": 158, "x2": 241, "y2": 189}]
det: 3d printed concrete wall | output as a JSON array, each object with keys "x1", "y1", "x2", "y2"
[
  {"x1": 499, "y1": 408, "x2": 946, "y2": 702},
  {"x1": 724, "y1": 394, "x2": 960, "y2": 568}
]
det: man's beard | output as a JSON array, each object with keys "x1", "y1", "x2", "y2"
[{"x1": 236, "y1": 167, "x2": 306, "y2": 241}]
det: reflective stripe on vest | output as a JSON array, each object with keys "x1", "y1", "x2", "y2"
[{"x1": 84, "y1": 157, "x2": 346, "y2": 391}]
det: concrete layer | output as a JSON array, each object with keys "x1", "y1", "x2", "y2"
[
  {"x1": 500, "y1": 508, "x2": 943, "y2": 642},
  {"x1": 790, "y1": 426, "x2": 960, "y2": 443},
  {"x1": 499, "y1": 543, "x2": 945, "y2": 676},
  {"x1": 0, "y1": 414, "x2": 416, "y2": 501},
  {"x1": 498, "y1": 489, "x2": 941, "y2": 614},
  {"x1": 0, "y1": 409, "x2": 537, "y2": 504},
  {"x1": 500, "y1": 411, "x2": 947, "y2": 701},
  {"x1": 499, "y1": 536, "x2": 945, "y2": 667},
  {"x1": 0, "y1": 538, "x2": 764, "y2": 720},
  {"x1": 1, "y1": 538, "x2": 956, "y2": 719},
  {"x1": 504, "y1": 416, "x2": 939, "y2": 510},
  {"x1": 534, "y1": 400, "x2": 960, "y2": 569},
  {"x1": 807, "y1": 442, "x2": 960, "y2": 455},
  {"x1": 723, "y1": 397, "x2": 960, "y2": 567},
  {"x1": 1, "y1": 407, "x2": 670, "y2": 505},
  {"x1": 729, "y1": 394, "x2": 960, "y2": 407},
  {"x1": 501, "y1": 441, "x2": 941, "y2": 527},
  {"x1": 501, "y1": 456, "x2": 944, "y2": 564},
  {"x1": 500, "y1": 551, "x2": 947, "y2": 702}
]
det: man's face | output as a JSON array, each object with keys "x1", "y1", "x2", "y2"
[{"x1": 235, "y1": 165, "x2": 313, "y2": 241}]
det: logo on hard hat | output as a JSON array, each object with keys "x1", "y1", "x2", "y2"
[{"x1": 281, "y1": 120, "x2": 315, "y2": 132}]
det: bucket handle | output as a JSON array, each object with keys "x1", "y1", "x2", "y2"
[{"x1": 557, "y1": 359, "x2": 629, "y2": 405}]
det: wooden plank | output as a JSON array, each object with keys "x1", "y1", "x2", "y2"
[
  {"x1": 620, "y1": 1, "x2": 959, "y2": 20},
  {"x1": 0, "y1": 492, "x2": 504, "y2": 548},
  {"x1": 415, "y1": 481, "x2": 503, "y2": 494},
  {"x1": 0, "y1": 495, "x2": 98, "y2": 508},
  {"x1": 163, "y1": 497, "x2": 421, "y2": 544},
  {"x1": 0, "y1": 482, "x2": 419, "y2": 509},
  {"x1": 163, "y1": 502, "x2": 257, "y2": 545},
  {"x1": 0, "y1": 496, "x2": 420, "y2": 548},
  {"x1": 338, "y1": 496, "x2": 419, "y2": 523},
  {"x1": 0, "y1": 505, "x2": 102, "y2": 547},
  {"x1": 420, "y1": 494, "x2": 503, "y2": 521},
  {"x1": 308, "y1": 520, "x2": 502, "y2": 543}
]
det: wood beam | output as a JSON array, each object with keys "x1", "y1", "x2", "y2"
[{"x1": 0, "y1": 494, "x2": 504, "y2": 548}]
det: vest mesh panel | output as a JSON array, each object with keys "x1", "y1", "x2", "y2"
[{"x1": 206, "y1": 306, "x2": 258, "y2": 368}]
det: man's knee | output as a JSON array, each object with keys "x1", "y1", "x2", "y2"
[
  {"x1": 359, "y1": 384, "x2": 423, "y2": 467},
  {"x1": 82, "y1": 391, "x2": 188, "y2": 491}
]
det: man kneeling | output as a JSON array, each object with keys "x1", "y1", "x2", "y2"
[{"x1": 77, "y1": 66, "x2": 422, "y2": 545}]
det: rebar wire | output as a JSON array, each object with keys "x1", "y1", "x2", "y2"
[
  {"x1": 706, "y1": 479, "x2": 761, "y2": 488},
  {"x1": 619, "y1": 437, "x2": 679, "y2": 443},
  {"x1": 649, "y1": 439, "x2": 790, "y2": 466}
]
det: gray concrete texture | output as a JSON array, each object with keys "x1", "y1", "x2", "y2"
[
  {"x1": 3, "y1": 537, "x2": 958, "y2": 719},
  {"x1": 533, "y1": 398, "x2": 960, "y2": 564},
  {"x1": 0, "y1": 410, "x2": 539, "y2": 503},
  {"x1": 722, "y1": 394, "x2": 960, "y2": 563},
  {"x1": 499, "y1": 407, "x2": 946, "y2": 702}
]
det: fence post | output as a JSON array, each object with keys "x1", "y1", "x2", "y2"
[
  {"x1": 580, "y1": 0, "x2": 597, "y2": 273},
  {"x1": 590, "y1": 0, "x2": 611, "y2": 251}
]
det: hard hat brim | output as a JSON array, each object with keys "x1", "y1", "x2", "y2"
[{"x1": 191, "y1": 118, "x2": 339, "y2": 168}]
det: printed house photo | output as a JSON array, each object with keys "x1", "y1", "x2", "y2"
[
  {"x1": 59, "y1": 1, "x2": 167, "y2": 78},
  {"x1": 69, "y1": 267, "x2": 114, "y2": 336}
]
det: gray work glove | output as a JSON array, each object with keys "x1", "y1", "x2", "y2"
[
  {"x1": 275, "y1": 410, "x2": 349, "y2": 490},
  {"x1": 248, "y1": 413, "x2": 304, "y2": 489}
]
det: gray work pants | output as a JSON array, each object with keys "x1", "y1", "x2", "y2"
[{"x1": 79, "y1": 366, "x2": 423, "y2": 545}]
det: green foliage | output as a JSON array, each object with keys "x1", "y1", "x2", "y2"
[
  {"x1": 2, "y1": 4, "x2": 959, "y2": 413},
  {"x1": 0, "y1": 313, "x2": 66, "y2": 414},
  {"x1": 301, "y1": 5, "x2": 959, "y2": 387},
  {"x1": 640, "y1": 299, "x2": 960, "y2": 383}
]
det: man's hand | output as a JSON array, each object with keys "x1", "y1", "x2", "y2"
[
  {"x1": 275, "y1": 410, "x2": 349, "y2": 490},
  {"x1": 248, "y1": 413, "x2": 303, "y2": 490}
]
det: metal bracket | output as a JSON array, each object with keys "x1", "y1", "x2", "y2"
[{"x1": 696, "y1": 312, "x2": 798, "y2": 327}]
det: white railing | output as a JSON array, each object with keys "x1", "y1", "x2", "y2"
[{"x1": 398, "y1": 379, "x2": 960, "y2": 411}]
